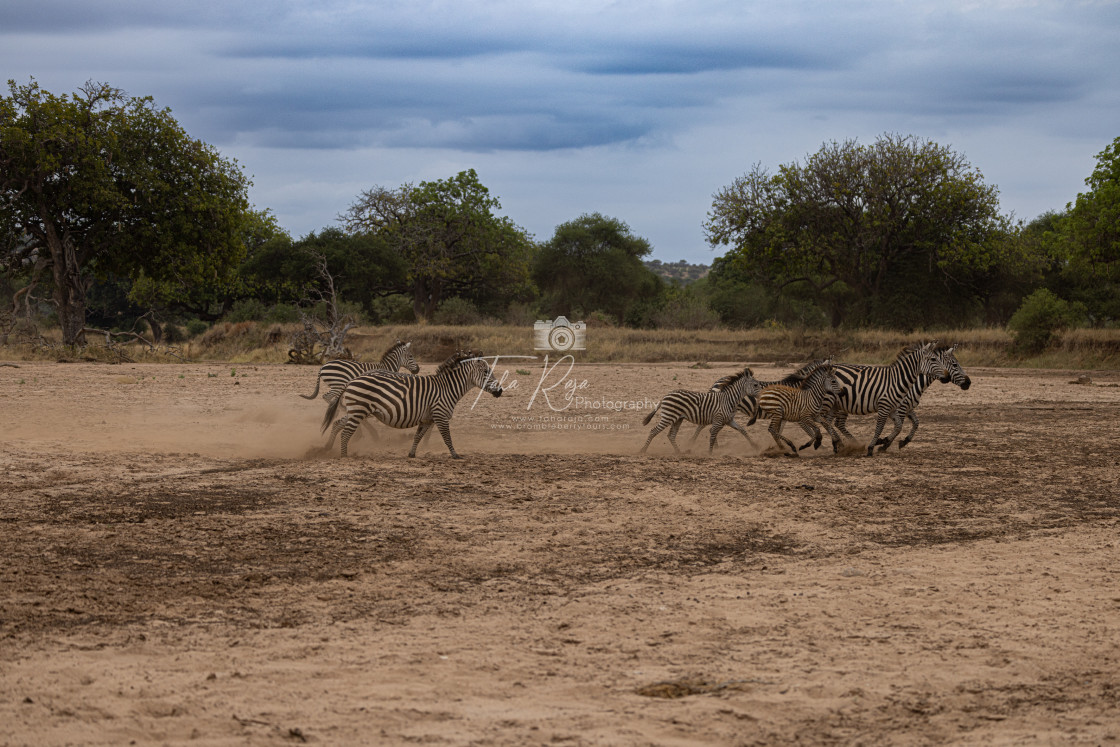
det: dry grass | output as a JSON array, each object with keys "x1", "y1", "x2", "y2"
[{"x1": 2, "y1": 323, "x2": 1118, "y2": 368}]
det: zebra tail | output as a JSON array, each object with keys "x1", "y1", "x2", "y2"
[
  {"x1": 299, "y1": 375, "x2": 322, "y2": 400},
  {"x1": 321, "y1": 388, "x2": 344, "y2": 433},
  {"x1": 642, "y1": 403, "x2": 660, "y2": 426}
]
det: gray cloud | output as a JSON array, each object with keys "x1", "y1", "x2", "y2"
[{"x1": 2, "y1": 0, "x2": 1118, "y2": 257}]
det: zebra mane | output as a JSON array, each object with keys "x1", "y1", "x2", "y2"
[
  {"x1": 710, "y1": 366, "x2": 754, "y2": 391},
  {"x1": 379, "y1": 339, "x2": 409, "y2": 365},
  {"x1": 777, "y1": 358, "x2": 829, "y2": 386},
  {"x1": 436, "y1": 349, "x2": 477, "y2": 375},
  {"x1": 893, "y1": 341, "x2": 936, "y2": 363}
]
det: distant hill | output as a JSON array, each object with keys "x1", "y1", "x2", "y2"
[{"x1": 644, "y1": 259, "x2": 709, "y2": 284}]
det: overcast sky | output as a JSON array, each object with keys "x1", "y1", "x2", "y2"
[{"x1": 3, "y1": 0, "x2": 1118, "y2": 263}]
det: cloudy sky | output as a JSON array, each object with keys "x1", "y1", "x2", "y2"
[{"x1": 3, "y1": 0, "x2": 1118, "y2": 263}]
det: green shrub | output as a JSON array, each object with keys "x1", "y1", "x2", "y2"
[
  {"x1": 263, "y1": 303, "x2": 301, "y2": 324},
  {"x1": 185, "y1": 319, "x2": 209, "y2": 337},
  {"x1": 433, "y1": 297, "x2": 483, "y2": 325},
  {"x1": 651, "y1": 295, "x2": 721, "y2": 330},
  {"x1": 369, "y1": 295, "x2": 415, "y2": 324},
  {"x1": 223, "y1": 299, "x2": 268, "y2": 323},
  {"x1": 1008, "y1": 289, "x2": 1086, "y2": 354}
]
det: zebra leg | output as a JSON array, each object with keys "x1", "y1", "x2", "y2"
[
  {"x1": 819, "y1": 416, "x2": 843, "y2": 453},
  {"x1": 877, "y1": 408, "x2": 907, "y2": 452},
  {"x1": 708, "y1": 422, "x2": 725, "y2": 455},
  {"x1": 338, "y1": 417, "x2": 361, "y2": 457},
  {"x1": 324, "y1": 416, "x2": 345, "y2": 453},
  {"x1": 866, "y1": 409, "x2": 890, "y2": 457},
  {"x1": 435, "y1": 418, "x2": 462, "y2": 460},
  {"x1": 409, "y1": 422, "x2": 434, "y2": 458},
  {"x1": 796, "y1": 419, "x2": 822, "y2": 451},
  {"x1": 667, "y1": 420, "x2": 684, "y2": 454},
  {"x1": 726, "y1": 416, "x2": 757, "y2": 450},
  {"x1": 323, "y1": 385, "x2": 343, "y2": 405},
  {"x1": 834, "y1": 412, "x2": 856, "y2": 442},
  {"x1": 639, "y1": 418, "x2": 670, "y2": 454},
  {"x1": 768, "y1": 415, "x2": 798, "y2": 456},
  {"x1": 687, "y1": 424, "x2": 705, "y2": 447},
  {"x1": 899, "y1": 409, "x2": 920, "y2": 449}
]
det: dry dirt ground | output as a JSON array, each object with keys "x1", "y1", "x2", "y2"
[{"x1": 1, "y1": 357, "x2": 1119, "y2": 746}]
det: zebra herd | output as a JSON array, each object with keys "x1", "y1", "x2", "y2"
[
  {"x1": 305, "y1": 339, "x2": 969, "y2": 460},
  {"x1": 646, "y1": 341, "x2": 970, "y2": 457}
]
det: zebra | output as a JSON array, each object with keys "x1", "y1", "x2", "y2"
[
  {"x1": 321, "y1": 350, "x2": 502, "y2": 459},
  {"x1": 825, "y1": 342, "x2": 950, "y2": 457},
  {"x1": 684, "y1": 361, "x2": 825, "y2": 448},
  {"x1": 751, "y1": 360, "x2": 844, "y2": 457},
  {"x1": 871, "y1": 344, "x2": 971, "y2": 451},
  {"x1": 300, "y1": 339, "x2": 420, "y2": 404},
  {"x1": 639, "y1": 367, "x2": 762, "y2": 455}
]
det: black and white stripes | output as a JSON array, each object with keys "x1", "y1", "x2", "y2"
[
  {"x1": 300, "y1": 339, "x2": 419, "y2": 404},
  {"x1": 825, "y1": 342, "x2": 950, "y2": 457},
  {"x1": 639, "y1": 367, "x2": 762, "y2": 454},
  {"x1": 321, "y1": 351, "x2": 502, "y2": 459}
]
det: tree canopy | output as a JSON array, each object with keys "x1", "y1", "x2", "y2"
[
  {"x1": 340, "y1": 169, "x2": 534, "y2": 319},
  {"x1": 704, "y1": 134, "x2": 1011, "y2": 327},
  {"x1": 0, "y1": 79, "x2": 253, "y2": 344},
  {"x1": 533, "y1": 213, "x2": 664, "y2": 325},
  {"x1": 1063, "y1": 136, "x2": 1120, "y2": 279}
]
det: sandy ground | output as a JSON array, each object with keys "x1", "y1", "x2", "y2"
[{"x1": 1, "y1": 357, "x2": 1119, "y2": 746}]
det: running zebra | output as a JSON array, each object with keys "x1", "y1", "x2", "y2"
[
  {"x1": 639, "y1": 367, "x2": 762, "y2": 455},
  {"x1": 321, "y1": 350, "x2": 502, "y2": 459},
  {"x1": 872, "y1": 344, "x2": 971, "y2": 451},
  {"x1": 686, "y1": 361, "x2": 827, "y2": 447},
  {"x1": 751, "y1": 360, "x2": 844, "y2": 456},
  {"x1": 300, "y1": 339, "x2": 420, "y2": 404},
  {"x1": 825, "y1": 342, "x2": 949, "y2": 457}
]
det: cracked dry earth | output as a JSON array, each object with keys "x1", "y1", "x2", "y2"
[{"x1": 1, "y1": 359, "x2": 1119, "y2": 745}]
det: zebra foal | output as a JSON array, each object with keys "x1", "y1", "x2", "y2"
[
  {"x1": 321, "y1": 351, "x2": 502, "y2": 459},
  {"x1": 751, "y1": 361, "x2": 843, "y2": 457},
  {"x1": 686, "y1": 361, "x2": 827, "y2": 447},
  {"x1": 300, "y1": 339, "x2": 420, "y2": 404},
  {"x1": 639, "y1": 367, "x2": 761, "y2": 455}
]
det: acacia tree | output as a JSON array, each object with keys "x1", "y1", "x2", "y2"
[
  {"x1": 704, "y1": 134, "x2": 1010, "y2": 327},
  {"x1": 340, "y1": 169, "x2": 533, "y2": 319},
  {"x1": 0, "y1": 79, "x2": 252, "y2": 345}
]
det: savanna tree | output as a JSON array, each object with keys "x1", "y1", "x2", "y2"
[
  {"x1": 340, "y1": 169, "x2": 534, "y2": 319},
  {"x1": 705, "y1": 133, "x2": 1010, "y2": 327},
  {"x1": 0, "y1": 79, "x2": 252, "y2": 345}
]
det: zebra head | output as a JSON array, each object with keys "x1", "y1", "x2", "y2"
[
  {"x1": 935, "y1": 345, "x2": 971, "y2": 390},
  {"x1": 383, "y1": 339, "x2": 421, "y2": 374},
  {"x1": 804, "y1": 358, "x2": 843, "y2": 398},
  {"x1": 904, "y1": 341, "x2": 950, "y2": 383},
  {"x1": 464, "y1": 353, "x2": 503, "y2": 397}
]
